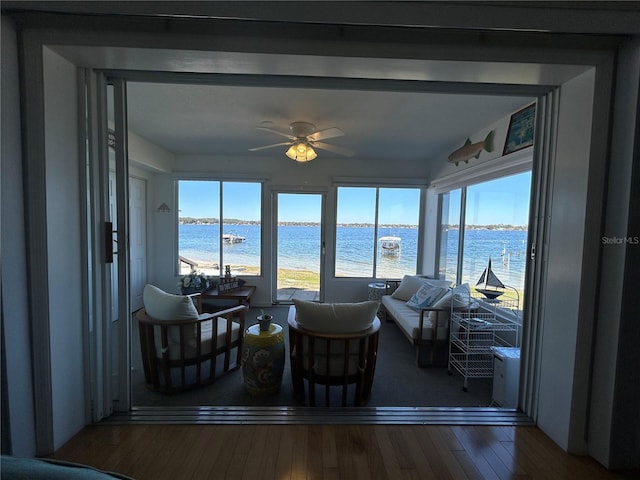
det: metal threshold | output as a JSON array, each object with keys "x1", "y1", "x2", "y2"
[{"x1": 102, "y1": 406, "x2": 534, "y2": 426}]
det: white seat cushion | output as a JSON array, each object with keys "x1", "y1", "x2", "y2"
[
  {"x1": 293, "y1": 299, "x2": 378, "y2": 333},
  {"x1": 155, "y1": 316, "x2": 241, "y2": 360},
  {"x1": 381, "y1": 295, "x2": 449, "y2": 341},
  {"x1": 305, "y1": 351, "x2": 363, "y2": 376}
]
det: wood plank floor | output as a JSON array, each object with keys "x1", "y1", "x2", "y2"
[{"x1": 48, "y1": 424, "x2": 634, "y2": 480}]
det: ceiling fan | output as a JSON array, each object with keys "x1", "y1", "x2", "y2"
[{"x1": 249, "y1": 121, "x2": 354, "y2": 162}]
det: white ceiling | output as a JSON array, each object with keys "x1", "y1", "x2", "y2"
[{"x1": 125, "y1": 81, "x2": 534, "y2": 162}]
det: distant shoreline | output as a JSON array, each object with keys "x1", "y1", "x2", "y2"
[{"x1": 179, "y1": 218, "x2": 527, "y2": 230}]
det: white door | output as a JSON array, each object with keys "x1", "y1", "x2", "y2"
[{"x1": 129, "y1": 176, "x2": 146, "y2": 311}]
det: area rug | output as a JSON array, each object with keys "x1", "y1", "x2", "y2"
[{"x1": 131, "y1": 306, "x2": 493, "y2": 408}]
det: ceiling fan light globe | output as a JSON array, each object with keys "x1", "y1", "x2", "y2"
[
  {"x1": 305, "y1": 147, "x2": 318, "y2": 161},
  {"x1": 286, "y1": 142, "x2": 317, "y2": 162}
]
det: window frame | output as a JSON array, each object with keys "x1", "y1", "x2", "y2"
[
  {"x1": 333, "y1": 183, "x2": 425, "y2": 279},
  {"x1": 431, "y1": 148, "x2": 533, "y2": 285},
  {"x1": 176, "y1": 178, "x2": 263, "y2": 277},
  {"x1": 435, "y1": 168, "x2": 532, "y2": 329}
]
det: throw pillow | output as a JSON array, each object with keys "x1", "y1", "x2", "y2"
[
  {"x1": 391, "y1": 275, "x2": 451, "y2": 301},
  {"x1": 143, "y1": 284, "x2": 199, "y2": 320},
  {"x1": 426, "y1": 283, "x2": 471, "y2": 327},
  {"x1": 390, "y1": 275, "x2": 425, "y2": 301},
  {"x1": 143, "y1": 284, "x2": 199, "y2": 345},
  {"x1": 431, "y1": 283, "x2": 471, "y2": 310},
  {"x1": 293, "y1": 299, "x2": 378, "y2": 333},
  {"x1": 406, "y1": 283, "x2": 449, "y2": 310}
]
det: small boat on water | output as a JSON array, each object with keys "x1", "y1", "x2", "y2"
[
  {"x1": 379, "y1": 236, "x2": 401, "y2": 255},
  {"x1": 223, "y1": 233, "x2": 246, "y2": 244},
  {"x1": 475, "y1": 257, "x2": 505, "y2": 299}
]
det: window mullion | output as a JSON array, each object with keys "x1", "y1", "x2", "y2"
[
  {"x1": 457, "y1": 187, "x2": 467, "y2": 285},
  {"x1": 373, "y1": 188, "x2": 380, "y2": 277},
  {"x1": 219, "y1": 181, "x2": 224, "y2": 275}
]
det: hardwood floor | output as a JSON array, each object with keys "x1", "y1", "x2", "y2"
[{"x1": 48, "y1": 424, "x2": 633, "y2": 480}]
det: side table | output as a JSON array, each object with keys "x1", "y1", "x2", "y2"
[
  {"x1": 241, "y1": 322, "x2": 285, "y2": 396},
  {"x1": 367, "y1": 282, "x2": 387, "y2": 301},
  {"x1": 368, "y1": 282, "x2": 387, "y2": 316},
  {"x1": 198, "y1": 285, "x2": 256, "y2": 313}
]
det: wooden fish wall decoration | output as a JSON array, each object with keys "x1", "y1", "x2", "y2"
[{"x1": 448, "y1": 130, "x2": 495, "y2": 166}]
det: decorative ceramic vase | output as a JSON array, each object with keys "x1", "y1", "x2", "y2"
[{"x1": 242, "y1": 322, "x2": 285, "y2": 396}]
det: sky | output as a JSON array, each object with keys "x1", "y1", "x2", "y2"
[
  {"x1": 179, "y1": 171, "x2": 531, "y2": 225},
  {"x1": 447, "y1": 171, "x2": 531, "y2": 226},
  {"x1": 178, "y1": 181, "x2": 261, "y2": 220}
]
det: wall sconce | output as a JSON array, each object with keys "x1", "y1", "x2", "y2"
[{"x1": 157, "y1": 203, "x2": 170, "y2": 213}]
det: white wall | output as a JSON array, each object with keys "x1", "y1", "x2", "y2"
[
  {"x1": 43, "y1": 47, "x2": 86, "y2": 450},
  {"x1": 429, "y1": 110, "x2": 522, "y2": 180},
  {"x1": 428, "y1": 106, "x2": 535, "y2": 194},
  {"x1": 126, "y1": 127, "x2": 175, "y2": 173},
  {"x1": 1, "y1": 15, "x2": 37, "y2": 456}
]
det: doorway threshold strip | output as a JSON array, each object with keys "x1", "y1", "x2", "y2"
[{"x1": 102, "y1": 406, "x2": 534, "y2": 426}]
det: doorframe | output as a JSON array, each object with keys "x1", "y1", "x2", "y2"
[
  {"x1": 128, "y1": 175, "x2": 147, "y2": 312},
  {"x1": 519, "y1": 91, "x2": 559, "y2": 421},
  {"x1": 271, "y1": 188, "x2": 327, "y2": 304},
  {"x1": 86, "y1": 74, "x2": 133, "y2": 421},
  {"x1": 110, "y1": 78, "x2": 132, "y2": 412}
]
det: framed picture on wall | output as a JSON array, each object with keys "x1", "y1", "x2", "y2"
[{"x1": 503, "y1": 103, "x2": 536, "y2": 155}]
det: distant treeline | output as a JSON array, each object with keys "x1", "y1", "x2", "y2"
[
  {"x1": 179, "y1": 217, "x2": 526, "y2": 230},
  {"x1": 179, "y1": 217, "x2": 416, "y2": 228},
  {"x1": 179, "y1": 217, "x2": 257, "y2": 225},
  {"x1": 444, "y1": 224, "x2": 528, "y2": 230}
]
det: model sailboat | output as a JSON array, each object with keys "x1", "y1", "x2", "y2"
[{"x1": 475, "y1": 257, "x2": 505, "y2": 299}]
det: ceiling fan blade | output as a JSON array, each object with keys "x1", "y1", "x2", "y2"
[
  {"x1": 312, "y1": 142, "x2": 354, "y2": 157},
  {"x1": 248, "y1": 141, "x2": 292, "y2": 152},
  {"x1": 308, "y1": 127, "x2": 344, "y2": 142},
  {"x1": 256, "y1": 126, "x2": 296, "y2": 140}
]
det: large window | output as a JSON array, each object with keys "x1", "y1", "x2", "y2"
[
  {"x1": 335, "y1": 186, "x2": 421, "y2": 278},
  {"x1": 439, "y1": 171, "x2": 531, "y2": 301},
  {"x1": 439, "y1": 189, "x2": 461, "y2": 282},
  {"x1": 178, "y1": 180, "x2": 261, "y2": 276}
]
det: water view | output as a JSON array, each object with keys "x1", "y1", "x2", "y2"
[{"x1": 179, "y1": 223, "x2": 528, "y2": 289}]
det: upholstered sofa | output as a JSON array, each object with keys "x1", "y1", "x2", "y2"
[{"x1": 380, "y1": 275, "x2": 470, "y2": 366}]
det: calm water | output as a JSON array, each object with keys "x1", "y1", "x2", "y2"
[
  {"x1": 179, "y1": 224, "x2": 528, "y2": 288},
  {"x1": 442, "y1": 228, "x2": 528, "y2": 289}
]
